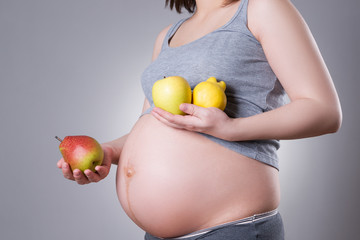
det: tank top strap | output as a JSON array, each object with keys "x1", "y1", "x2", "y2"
[
  {"x1": 161, "y1": 17, "x2": 189, "y2": 50},
  {"x1": 240, "y1": 0, "x2": 250, "y2": 24},
  {"x1": 222, "y1": 0, "x2": 250, "y2": 33}
]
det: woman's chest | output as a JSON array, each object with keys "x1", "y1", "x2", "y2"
[{"x1": 143, "y1": 31, "x2": 264, "y2": 89}]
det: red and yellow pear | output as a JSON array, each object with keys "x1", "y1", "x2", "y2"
[{"x1": 56, "y1": 135, "x2": 104, "y2": 172}]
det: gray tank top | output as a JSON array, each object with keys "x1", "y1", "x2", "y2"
[{"x1": 140, "y1": 0, "x2": 287, "y2": 170}]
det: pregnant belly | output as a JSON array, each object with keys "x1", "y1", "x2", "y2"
[{"x1": 116, "y1": 114, "x2": 280, "y2": 238}]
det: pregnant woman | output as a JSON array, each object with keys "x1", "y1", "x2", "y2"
[{"x1": 57, "y1": 0, "x2": 342, "y2": 239}]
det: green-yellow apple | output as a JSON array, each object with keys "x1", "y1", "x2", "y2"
[
  {"x1": 56, "y1": 135, "x2": 104, "y2": 172},
  {"x1": 152, "y1": 76, "x2": 192, "y2": 115}
]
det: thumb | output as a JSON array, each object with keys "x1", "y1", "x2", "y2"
[
  {"x1": 180, "y1": 103, "x2": 203, "y2": 116},
  {"x1": 101, "y1": 145, "x2": 114, "y2": 167}
]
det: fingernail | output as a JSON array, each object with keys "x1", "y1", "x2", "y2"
[
  {"x1": 63, "y1": 164, "x2": 68, "y2": 169},
  {"x1": 74, "y1": 171, "x2": 80, "y2": 176},
  {"x1": 180, "y1": 104, "x2": 187, "y2": 111}
]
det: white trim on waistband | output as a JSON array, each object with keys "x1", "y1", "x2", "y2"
[{"x1": 172, "y1": 209, "x2": 279, "y2": 239}]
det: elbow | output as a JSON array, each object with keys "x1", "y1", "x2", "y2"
[
  {"x1": 326, "y1": 105, "x2": 343, "y2": 134},
  {"x1": 331, "y1": 112, "x2": 342, "y2": 133},
  {"x1": 327, "y1": 117, "x2": 342, "y2": 134}
]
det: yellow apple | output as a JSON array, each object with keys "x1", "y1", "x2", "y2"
[
  {"x1": 193, "y1": 77, "x2": 227, "y2": 111},
  {"x1": 152, "y1": 76, "x2": 192, "y2": 115}
]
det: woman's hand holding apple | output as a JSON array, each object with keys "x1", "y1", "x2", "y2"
[
  {"x1": 151, "y1": 103, "x2": 235, "y2": 141},
  {"x1": 151, "y1": 76, "x2": 234, "y2": 139},
  {"x1": 56, "y1": 145, "x2": 112, "y2": 185}
]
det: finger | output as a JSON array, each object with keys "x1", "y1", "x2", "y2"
[
  {"x1": 151, "y1": 107, "x2": 187, "y2": 125},
  {"x1": 152, "y1": 107, "x2": 176, "y2": 119},
  {"x1": 151, "y1": 109, "x2": 186, "y2": 129},
  {"x1": 95, "y1": 165, "x2": 110, "y2": 179},
  {"x1": 62, "y1": 162, "x2": 75, "y2": 181},
  {"x1": 154, "y1": 106, "x2": 202, "y2": 129},
  {"x1": 154, "y1": 108, "x2": 199, "y2": 130},
  {"x1": 101, "y1": 148, "x2": 113, "y2": 168},
  {"x1": 57, "y1": 158, "x2": 64, "y2": 169},
  {"x1": 73, "y1": 169, "x2": 90, "y2": 185},
  {"x1": 180, "y1": 103, "x2": 205, "y2": 118},
  {"x1": 84, "y1": 169, "x2": 101, "y2": 183}
]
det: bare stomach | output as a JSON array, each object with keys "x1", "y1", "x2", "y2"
[{"x1": 116, "y1": 114, "x2": 280, "y2": 238}]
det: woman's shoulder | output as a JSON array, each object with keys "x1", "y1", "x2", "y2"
[
  {"x1": 151, "y1": 24, "x2": 172, "y2": 61},
  {"x1": 157, "y1": 24, "x2": 173, "y2": 42},
  {"x1": 248, "y1": 0, "x2": 300, "y2": 42}
]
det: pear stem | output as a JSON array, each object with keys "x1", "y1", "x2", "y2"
[{"x1": 55, "y1": 136, "x2": 63, "y2": 142}]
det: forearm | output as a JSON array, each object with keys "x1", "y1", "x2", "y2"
[
  {"x1": 101, "y1": 134, "x2": 129, "y2": 165},
  {"x1": 225, "y1": 98, "x2": 342, "y2": 141}
]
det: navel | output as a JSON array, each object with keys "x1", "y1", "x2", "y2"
[{"x1": 124, "y1": 165, "x2": 135, "y2": 178}]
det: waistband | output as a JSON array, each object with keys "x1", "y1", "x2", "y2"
[{"x1": 172, "y1": 208, "x2": 279, "y2": 239}]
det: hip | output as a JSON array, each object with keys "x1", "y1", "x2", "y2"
[{"x1": 145, "y1": 209, "x2": 285, "y2": 240}]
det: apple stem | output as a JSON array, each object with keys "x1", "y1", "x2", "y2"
[{"x1": 55, "y1": 136, "x2": 63, "y2": 142}]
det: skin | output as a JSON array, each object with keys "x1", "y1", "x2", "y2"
[
  {"x1": 152, "y1": 0, "x2": 342, "y2": 140},
  {"x1": 57, "y1": 0, "x2": 342, "y2": 235}
]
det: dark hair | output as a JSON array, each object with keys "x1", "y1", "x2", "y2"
[{"x1": 165, "y1": 0, "x2": 240, "y2": 14}]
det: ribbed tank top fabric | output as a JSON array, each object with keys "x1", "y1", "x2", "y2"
[{"x1": 140, "y1": 0, "x2": 287, "y2": 170}]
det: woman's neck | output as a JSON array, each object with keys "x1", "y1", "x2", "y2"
[{"x1": 194, "y1": 0, "x2": 225, "y2": 16}]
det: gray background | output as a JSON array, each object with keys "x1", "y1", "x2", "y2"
[{"x1": 0, "y1": 0, "x2": 359, "y2": 239}]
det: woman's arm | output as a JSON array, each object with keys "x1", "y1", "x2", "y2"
[
  {"x1": 234, "y1": 0, "x2": 342, "y2": 141},
  {"x1": 101, "y1": 135, "x2": 129, "y2": 165},
  {"x1": 151, "y1": 0, "x2": 342, "y2": 141},
  {"x1": 100, "y1": 22, "x2": 169, "y2": 165},
  {"x1": 57, "y1": 24, "x2": 171, "y2": 184},
  {"x1": 56, "y1": 99, "x2": 148, "y2": 184}
]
